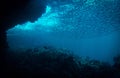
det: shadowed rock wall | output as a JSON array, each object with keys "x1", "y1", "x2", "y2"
[{"x1": 0, "y1": 0, "x2": 45, "y2": 72}]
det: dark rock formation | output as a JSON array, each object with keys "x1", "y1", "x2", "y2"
[
  {"x1": 0, "y1": 0, "x2": 45, "y2": 72},
  {"x1": 5, "y1": 47, "x2": 120, "y2": 78}
]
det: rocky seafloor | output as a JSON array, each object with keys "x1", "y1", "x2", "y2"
[{"x1": 3, "y1": 46, "x2": 120, "y2": 78}]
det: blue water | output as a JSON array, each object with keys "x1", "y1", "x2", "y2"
[{"x1": 7, "y1": 0, "x2": 120, "y2": 63}]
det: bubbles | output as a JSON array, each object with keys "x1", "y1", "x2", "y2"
[
  {"x1": 85, "y1": 0, "x2": 95, "y2": 5},
  {"x1": 7, "y1": 0, "x2": 120, "y2": 63},
  {"x1": 8, "y1": 0, "x2": 120, "y2": 38},
  {"x1": 14, "y1": 22, "x2": 34, "y2": 30},
  {"x1": 45, "y1": 6, "x2": 51, "y2": 13}
]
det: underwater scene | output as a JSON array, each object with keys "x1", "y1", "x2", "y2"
[{"x1": 6, "y1": 0, "x2": 120, "y2": 77}]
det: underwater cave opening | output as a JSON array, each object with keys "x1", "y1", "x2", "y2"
[{"x1": 6, "y1": 0, "x2": 120, "y2": 64}]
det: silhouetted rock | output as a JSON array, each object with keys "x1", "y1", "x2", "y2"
[
  {"x1": 4, "y1": 47, "x2": 120, "y2": 78},
  {"x1": 0, "y1": 0, "x2": 45, "y2": 72}
]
